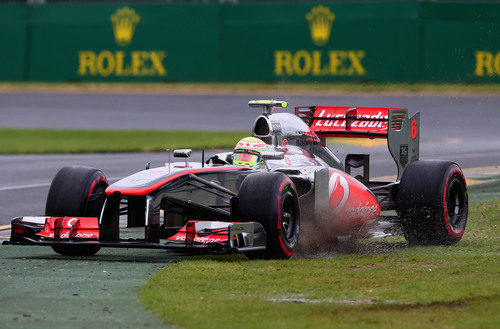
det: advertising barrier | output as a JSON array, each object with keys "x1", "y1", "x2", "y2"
[
  {"x1": 0, "y1": 5, "x2": 28, "y2": 81},
  {"x1": 28, "y1": 4, "x2": 221, "y2": 82},
  {"x1": 1, "y1": 1, "x2": 499, "y2": 83},
  {"x1": 422, "y1": 2, "x2": 500, "y2": 82}
]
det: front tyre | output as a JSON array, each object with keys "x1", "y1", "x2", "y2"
[
  {"x1": 45, "y1": 166, "x2": 108, "y2": 256},
  {"x1": 397, "y1": 160, "x2": 468, "y2": 245},
  {"x1": 234, "y1": 172, "x2": 300, "y2": 259}
]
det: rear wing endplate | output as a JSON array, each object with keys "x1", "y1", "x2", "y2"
[{"x1": 296, "y1": 106, "x2": 420, "y2": 180}]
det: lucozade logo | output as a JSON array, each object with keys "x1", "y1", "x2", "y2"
[{"x1": 78, "y1": 6, "x2": 167, "y2": 78}]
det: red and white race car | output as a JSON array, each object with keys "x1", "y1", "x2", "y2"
[{"x1": 5, "y1": 100, "x2": 468, "y2": 259}]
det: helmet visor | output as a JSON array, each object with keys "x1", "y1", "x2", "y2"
[{"x1": 233, "y1": 153, "x2": 260, "y2": 164}]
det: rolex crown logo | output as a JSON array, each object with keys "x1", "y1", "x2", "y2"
[
  {"x1": 111, "y1": 7, "x2": 140, "y2": 47},
  {"x1": 306, "y1": 5, "x2": 335, "y2": 46}
]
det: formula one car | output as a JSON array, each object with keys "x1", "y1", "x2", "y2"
[{"x1": 5, "y1": 100, "x2": 469, "y2": 259}]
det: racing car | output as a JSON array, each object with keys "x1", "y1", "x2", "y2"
[{"x1": 4, "y1": 100, "x2": 468, "y2": 259}]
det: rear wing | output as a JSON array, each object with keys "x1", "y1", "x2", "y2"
[{"x1": 295, "y1": 106, "x2": 420, "y2": 180}]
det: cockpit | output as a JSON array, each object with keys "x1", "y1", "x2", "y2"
[{"x1": 252, "y1": 111, "x2": 343, "y2": 170}]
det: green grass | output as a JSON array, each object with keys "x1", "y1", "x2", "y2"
[
  {"x1": 139, "y1": 200, "x2": 500, "y2": 329},
  {"x1": 0, "y1": 128, "x2": 248, "y2": 154},
  {"x1": 1, "y1": 82, "x2": 499, "y2": 94}
]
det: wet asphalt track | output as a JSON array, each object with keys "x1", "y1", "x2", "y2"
[{"x1": 0, "y1": 92, "x2": 499, "y2": 225}]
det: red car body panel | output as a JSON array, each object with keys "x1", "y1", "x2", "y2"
[
  {"x1": 327, "y1": 169, "x2": 381, "y2": 230},
  {"x1": 297, "y1": 106, "x2": 406, "y2": 139},
  {"x1": 37, "y1": 217, "x2": 99, "y2": 239},
  {"x1": 167, "y1": 221, "x2": 232, "y2": 244}
]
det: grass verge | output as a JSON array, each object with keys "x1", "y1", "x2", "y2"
[
  {"x1": 1, "y1": 82, "x2": 499, "y2": 95},
  {"x1": 139, "y1": 200, "x2": 500, "y2": 329},
  {"x1": 0, "y1": 129, "x2": 248, "y2": 154}
]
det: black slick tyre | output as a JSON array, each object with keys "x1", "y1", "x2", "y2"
[
  {"x1": 397, "y1": 160, "x2": 468, "y2": 245},
  {"x1": 234, "y1": 172, "x2": 300, "y2": 259},
  {"x1": 45, "y1": 166, "x2": 108, "y2": 256}
]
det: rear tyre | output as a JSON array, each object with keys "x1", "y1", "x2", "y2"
[
  {"x1": 397, "y1": 160, "x2": 468, "y2": 245},
  {"x1": 234, "y1": 172, "x2": 300, "y2": 259},
  {"x1": 45, "y1": 166, "x2": 108, "y2": 256}
]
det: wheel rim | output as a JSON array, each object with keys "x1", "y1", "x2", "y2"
[
  {"x1": 281, "y1": 192, "x2": 297, "y2": 242},
  {"x1": 446, "y1": 178, "x2": 466, "y2": 230},
  {"x1": 85, "y1": 182, "x2": 108, "y2": 217}
]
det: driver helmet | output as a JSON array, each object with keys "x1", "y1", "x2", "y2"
[{"x1": 233, "y1": 137, "x2": 269, "y2": 169}]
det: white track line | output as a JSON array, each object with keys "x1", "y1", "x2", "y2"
[
  {"x1": 0, "y1": 177, "x2": 123, "y2": 192},
  {"x1": 0, "y1": 183, "x2": 50, "y2": 192}
]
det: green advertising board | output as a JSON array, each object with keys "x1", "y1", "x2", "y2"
[
  {"x1": 0, "y1": 1, "x2": 499, "y2": 83},
  {"x1": 221, "y1": 2, "x2": 420, "y2": 82},
  {"x1": 422, "y1": 2, "x2": 500, "y2": 82},
  {"x1": 28, "y1": 4, "x2": 221, "y2": 81},
  {"x1": 0, "y1": 5, "x2": 28, "y2": 81}
]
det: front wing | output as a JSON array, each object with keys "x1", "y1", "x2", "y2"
[{"x1": 4, "y1": 216, "x2": 267, "y2": 254}]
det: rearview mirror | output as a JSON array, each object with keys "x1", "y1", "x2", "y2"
[
  {"x1": 173, "y1": 149, "x2": 192, "y2": 158},
  {"x1": 261, "y1": 151, "x2": 284, "y2": 161}
]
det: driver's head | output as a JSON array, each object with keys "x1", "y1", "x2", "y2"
[{"x1": 233, "y1": 137, "x2": 269, "y2": 169}]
